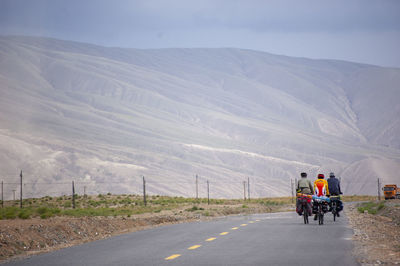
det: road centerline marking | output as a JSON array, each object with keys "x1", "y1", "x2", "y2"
[
  {"x1": 165, "y1": 254, "x2": 181, "y2": 260},
  {"x1": 231, "y1": 227, "x2": 239, "y2": 230},
  {"x1": 220, "y1": 232, "x2": 229, "y2": 235},
  {"x1": 188, "y1": 245, "x2": 201, "y2": 250},
  {"x1": 249, "y1": 221, "x2": 254, "y2": 223},
  {"x1": 240, "y1": 223, "x2": 247, "y2": 226},
  {"x1": 206, "y1": 237, "x2": 217, "y2": 241}
]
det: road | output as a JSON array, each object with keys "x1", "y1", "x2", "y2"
[{"x1": 4, "y1": 211, "x2": 358, "y2": 266}]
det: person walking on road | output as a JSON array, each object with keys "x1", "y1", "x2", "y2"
[
  {"x1": 296, "y1": 172, "x2": 314, "y2": 216},
  {"x1": 327, "y1": 172, "x2": 343, "y2": 216}
]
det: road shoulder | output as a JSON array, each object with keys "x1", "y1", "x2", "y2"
[{"x1": 345, "y1": 200, "x2": 400, "y2": 265}]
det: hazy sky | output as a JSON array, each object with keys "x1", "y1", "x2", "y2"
[{"x1": 1, "y1": 0, "x2": 400, "y2": 67}]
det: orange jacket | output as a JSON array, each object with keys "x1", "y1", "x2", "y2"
[{"x1": 314, "y1": 179, "x2": 330, "y2": 197}]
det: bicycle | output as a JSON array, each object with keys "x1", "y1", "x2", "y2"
[
  {"x1": 312, "y1": 196, "x2": 330, "y2": 225},
  {"x1": 297, "y1": 194, "x2": 312, "y2": 224},
  {"x1": 330, "y1": 195, "x2": 340, "y2": 222}
]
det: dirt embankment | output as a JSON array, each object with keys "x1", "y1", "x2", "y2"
[
  {"x1": 0, "y1": 203, "x2": 286, "y2": 263},
  {"x1": 346, "y1": 200, "x2": 400, "y2": 265}
]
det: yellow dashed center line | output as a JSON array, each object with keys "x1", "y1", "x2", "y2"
[
  {"x1": 165, "y1": 254, "x2": 181, "y2": 260},
  {"x1": 164, "y1": 220, "x2": 256, "y2": 262}
]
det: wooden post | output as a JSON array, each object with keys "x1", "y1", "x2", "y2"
[
  {"x1": 248, "y1": 177, "x2": 250, "y2": 201},
  {"x1": 291, "y1": 178, "x2": 294, "y2": 203},
  {"x1": 84, "y1": 186, "x2": 87, "y2": 198},
  {"x1": 20, "y1": 170, "x2": 23, "y2": 208},
  {"x1": 207, "y1": 180, "x2": 210, "y2": 205},
  {"x1": 143, "y1": 176, "x2": 147, "y2": 206},
  {"x1": 196, "y1": 174, "x2": 198, "y2": 200},
  {"x1": 243, "y1": 181, "x2": 246, "y2": 200},
  {"x1": 1, "y1": 181, "x2": 3, "y2": 208},
  {"x1": 377, "y1": 178, "x2": 381, "y2": 201},
  {"x1": 72, "y1": 181, "x2": 76, "y2": 209}
]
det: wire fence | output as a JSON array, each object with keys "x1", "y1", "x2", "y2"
[{"x1": 0, "y1": 171, "x2": 386, "y2": 208}]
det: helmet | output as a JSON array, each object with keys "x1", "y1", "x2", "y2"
[
  {"x1": 318, "y1": 174, "x2": 325, "y2": 179},
  {"x1": 329, "y1": 172, "x2": 335, "y2": 178},
  {"x1": 300, "y1": 172, "x2": 307, "y2": 177}
]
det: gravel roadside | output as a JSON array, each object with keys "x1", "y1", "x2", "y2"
[{"x1": 346, "y1": 200, "x2": 400, "y2": 265}]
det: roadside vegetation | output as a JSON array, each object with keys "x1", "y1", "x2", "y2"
[
  {"x1": 0, "y1": 194, "x2": 375, "y2": 220},
  {"x1": 357, "y1": 201, "x2": 385, "y2": 215},
  {"x1": 0, "y1": 194, "x2": 293, "y2": 220}
]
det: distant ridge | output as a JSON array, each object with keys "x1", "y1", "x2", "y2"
[{"x1": 0, "y1": 36, "x2": 399, "y2": 197}]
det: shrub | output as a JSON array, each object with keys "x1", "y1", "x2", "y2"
[
  {"x1": 357, "y1": 201, "x2": 385, "y2": 215},
  {"x1": 37, "y1": 207, "x2": 49, "y2": 215},
  {"x1": 18, "y1": 209, "x2": 32, "y2": 219},
  {"x1": 1, "y1": 207, "x2": 18, "y2": 219},
  {"x1": 40, "y1": 212, "x2": 53, "y2": 219}
]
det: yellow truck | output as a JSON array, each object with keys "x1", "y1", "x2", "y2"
[{"x1": 383, "y1": 184, "x2": 400, "y2": 200}]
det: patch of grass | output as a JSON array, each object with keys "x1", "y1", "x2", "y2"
[
  {"x1": 342, "y1": 195, "x2": 377, "y2": 202},
  {"x1": 185, "y1": 206, "x2": 204, "y2": 212},
  {"x1": 357, "y1": 201, "x2": 385, "y2": 215},
  {"x1": 18, "y1": 209, "x2": 32, "y2": 219},
  {"x1": 0, "y1": 207, "x2": 18, "y2": 219}
]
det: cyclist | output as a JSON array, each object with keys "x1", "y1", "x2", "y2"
[
  {"x1": 313, "y1": 174, "x2": 330, "y2": 220},
  {"x1": 327, "y1": 172, "x2": 343, "y2": 216},
  {"x1": 296, "y1": 172, "x2": 314, "y2": 216}
]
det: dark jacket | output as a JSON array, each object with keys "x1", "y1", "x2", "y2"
[{"x1": 327, "y1": 177, "x2": 342, "y2": 195}]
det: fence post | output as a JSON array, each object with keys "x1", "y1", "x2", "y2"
[
  {"x1": 291, "y1": 178, "x2": 294, "y2": 203},
  {"x1": 72, "y1": 181, "x2": 76, "y2": 209},
  {"x1": 248, "y1": 177, "x2": 250, "y2": 201},
  {"x1": 377, "y1": 178, "x2": 381, "y2": 201},
  {"x1": 1, "y1": 181, "x2": 3, "y2": 208},
  {"x1": 207, "y1": 180, "x2": 210, "y2": 205},
  {"x1": 243, "y1": 181, "x2": 246, "y2": 200},
  {"x1": 20, "y1": 170, "x2": 23, "y2": 208},
  {"x1": 196, "y1": 174, "x2": 198, "y2": 200},
  {"x1": 143, "y1": 176, "x2": 147, "y2": 206}
]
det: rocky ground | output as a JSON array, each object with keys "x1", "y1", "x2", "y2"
[
  {"x1": 346, "y1": 200, "x2": 400, "y2": 265},
  {"x1": 0, "y1": 202, "x2": 288, "y2": 263}
]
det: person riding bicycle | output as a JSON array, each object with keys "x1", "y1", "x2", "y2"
[
  {"x1": 296, "y1": 172, "x2": 314, "y2": 216},
  {"x1": 313, "y1": 174, "x2": 330, "y2": 220},
  {"x1": 327, "y1": 172, "x2": 343, "y2": 216}
]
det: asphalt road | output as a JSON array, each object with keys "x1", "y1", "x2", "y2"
[{"x1": 4, "y1": 211, "x2": 358, "y2": 266}]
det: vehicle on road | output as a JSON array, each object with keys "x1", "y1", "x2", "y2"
[{"x1": 383, "y1": 184, "x2": 400, "y2": 200}]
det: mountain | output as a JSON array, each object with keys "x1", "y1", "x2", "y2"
[{"x1": 0, "y1": 36, "x2": 399, "y2": 198}]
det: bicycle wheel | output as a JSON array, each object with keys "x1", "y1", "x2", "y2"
[
  {"x1": 318, "y1": 205, "x2": 324, "y2": 225},
  {"x1": 332, "y1": 202, "x2": 337, "y2": 222},
  {"x1": 303, "y1": 205, "x2": 308, "y2": 224}
]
